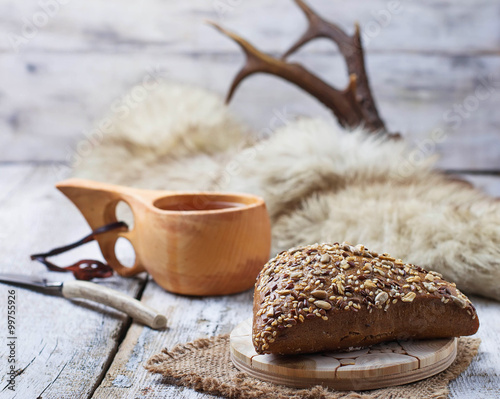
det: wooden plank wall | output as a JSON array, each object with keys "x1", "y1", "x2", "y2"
[{"x1": 1, "y1": 0, "x2": 499, "y2": 172}]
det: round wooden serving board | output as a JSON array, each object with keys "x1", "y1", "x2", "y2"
[{"x1": 230, "y1": 319, "x2": 457, "y2": 390}]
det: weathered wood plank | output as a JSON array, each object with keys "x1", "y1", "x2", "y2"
[
  {"x1": 92, "y1": 281, "x2": 253, "y2": 398},
  {"x1": 448, "y1": 298, "x2": 500, "y2": 398},
  {"x1": 1, "y1": 52, "x2": 499, "y2": 170},
  {"x1": 1, "y1": 0, "x2": 499, "y2": 169},
  {"x1": 1, "y1": 0, "x2": 499, "y2": 53},
  {"x1": 0, "y1": 164, "x2": 146, "y2": 398},
  {"x1": 456, "y1": 174, "x2": 500, "y2": 198}
]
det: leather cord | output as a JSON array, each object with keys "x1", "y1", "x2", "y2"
[{"x1": 30, "y1": 221, "x2": 128, "y2": 280}]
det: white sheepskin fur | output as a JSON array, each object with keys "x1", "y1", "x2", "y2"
[{"x1": 74, "y1": 81, "x2": 500, "y2": 301}]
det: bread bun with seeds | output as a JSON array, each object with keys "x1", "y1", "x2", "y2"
[{"x1": 253, "y1": 242, "x2": 479, "y2": 355}]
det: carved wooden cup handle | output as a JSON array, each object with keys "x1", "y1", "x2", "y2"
[{"x1": 56, "y1": 179, "x2": 147, "y2": 277}]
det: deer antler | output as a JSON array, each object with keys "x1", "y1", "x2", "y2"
[
  {"x1": 209, "y1": 22, "x2": 363, "y2": 128},
  {"x1": 209, "y1": 0, "x2": 391, "y2": 134},
  {"x1": 284, "y1": 0, "x2": 385, "y2": 132}
]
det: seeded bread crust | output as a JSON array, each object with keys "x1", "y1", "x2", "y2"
[{"x1": 253, "y1": 242, "x2": 479, "y2": 355}]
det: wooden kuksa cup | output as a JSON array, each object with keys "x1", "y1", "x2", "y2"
[{"x1": 56, "y1": 179, "x2": 271, "y2": 296}]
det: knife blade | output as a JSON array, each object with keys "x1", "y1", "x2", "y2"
[{"x1": 0, "y1": 273, "x2": 167, "y2": 330}]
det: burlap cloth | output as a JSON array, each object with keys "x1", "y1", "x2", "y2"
[{"x1": 145, "y1": 335, "x2": 480, "y2": 399}]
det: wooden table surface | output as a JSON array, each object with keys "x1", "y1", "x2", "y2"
[
  {"x1": 1, "y1": 0, "x2": 500, "y2": 397},
  {"x1": 0, "y1": 165, "x2": 498, "y2": 398}
]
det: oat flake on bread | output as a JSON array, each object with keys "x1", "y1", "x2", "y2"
[{"x1": 253, "y1": 242, "x2": 479, "y2": 355}]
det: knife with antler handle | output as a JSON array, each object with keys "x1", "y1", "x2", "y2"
[{"x1": 0, "y1": 273, "x2": 167, "y2": 330}]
